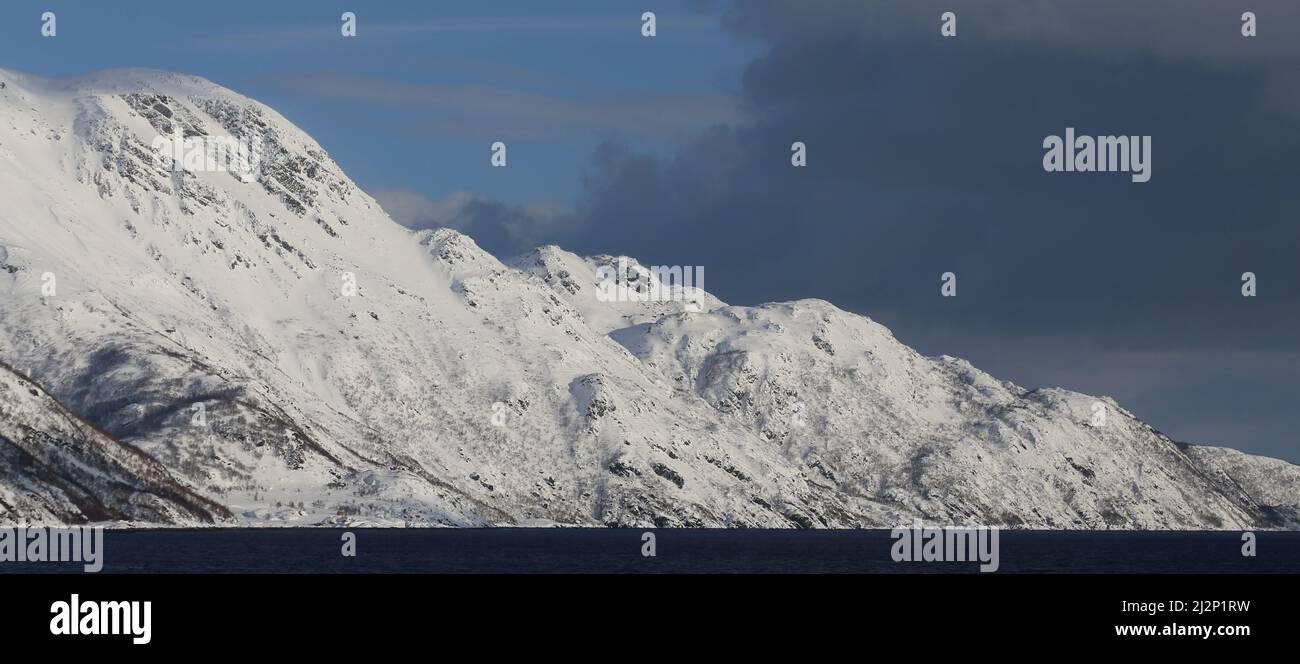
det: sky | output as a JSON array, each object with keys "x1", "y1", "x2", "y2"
[{"x1": 1, "y1": 1, "x2": 1297, "y2": 462}]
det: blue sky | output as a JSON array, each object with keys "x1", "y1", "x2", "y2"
[
  {"x1": 0, "y1": 0, "x2": 758, "y2": 203},
  {"x1": 2, "y1": 1, "x2": 1298, "y2": 462}
]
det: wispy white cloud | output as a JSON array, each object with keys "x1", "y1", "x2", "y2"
[{"x1": 263, "y1": 72, "x2": 746, "y2": 141}]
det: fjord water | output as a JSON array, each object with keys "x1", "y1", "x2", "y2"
[{"x1": 2, "y1": 530, "x2": 1297, "y2": 574}]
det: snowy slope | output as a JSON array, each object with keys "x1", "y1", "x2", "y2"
[
  {"x1": 0, "y1": 361, "x2": 230, "y2": 525},
  {"x1": 0, "y1": 67, "x2": 1295, "y2": 529}
]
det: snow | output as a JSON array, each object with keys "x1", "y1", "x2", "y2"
[
  {"x1": 0, "y1": 360, "x2": 229, "y2": 525},
  {"x1": 0, "y1": 67, "x2": 1296, "y2": 529}
]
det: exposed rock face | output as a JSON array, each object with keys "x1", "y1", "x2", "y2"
[{"x1": 0, "y1": 362, "x2": 231, "y2": 525}]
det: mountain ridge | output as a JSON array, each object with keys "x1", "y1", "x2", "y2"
[{"x1": 1, "y1": 67, "x2": 1296, "y2": 529}]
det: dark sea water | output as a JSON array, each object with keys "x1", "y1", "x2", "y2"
[{"x1": 1, "y1": 529, "x2": 1297, "y2": 574}]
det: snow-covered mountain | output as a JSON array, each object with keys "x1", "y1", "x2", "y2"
[{"x1": 1, "y1": 68, "x2": 1296, "y2": 529}]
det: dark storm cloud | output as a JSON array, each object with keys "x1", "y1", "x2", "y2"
[
  {"x1": 446, "y1": 0, "x2": 1300, "y2": 457},
  {"x1": 559, "y1": 0, "x2": 1300, "y2": 349}
]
